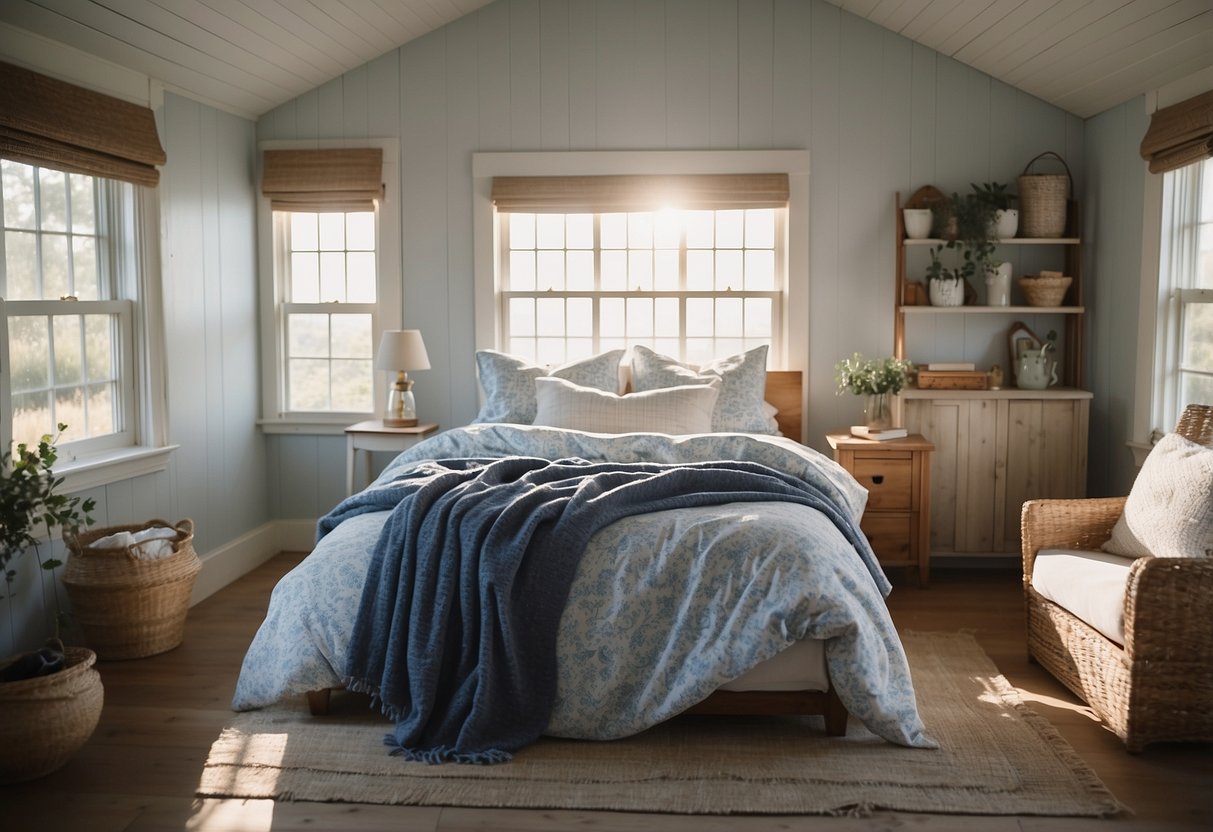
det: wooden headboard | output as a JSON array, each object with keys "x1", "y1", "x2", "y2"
[{"x1": 765, "y1": 371, "x2": 803, "y2": 444}]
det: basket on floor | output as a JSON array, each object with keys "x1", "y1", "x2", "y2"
[
  {"x1": 64, "y1": 519, "x2": 200, "y2": 660},
  {"x1": 1018, "y1": 151, "x2": 1072, "y2": 237}
]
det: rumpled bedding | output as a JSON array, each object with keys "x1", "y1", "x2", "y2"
[{"x1": 233, "y1": 424, "x2": 934, "y2": 749}]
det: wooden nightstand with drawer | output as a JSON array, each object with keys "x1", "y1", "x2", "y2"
[{"x1": 826, "y1": 430, "x2": 934, "y2": 587}]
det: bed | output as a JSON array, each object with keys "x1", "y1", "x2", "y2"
[{"x1": 233, "y1": 348, "x2": 934, "y2": 762}]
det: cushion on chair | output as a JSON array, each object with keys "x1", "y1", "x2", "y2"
[
  {"x1": 1101, "y1": 431, "x2": 1213, "y2": 559},
  {"x1": 1032, "y1": 549, "x2": 1137, "y2": 645}
]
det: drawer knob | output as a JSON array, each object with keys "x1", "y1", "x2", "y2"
[{"x1": 871, "y1": 475, "x2": 885, "y2": 485}]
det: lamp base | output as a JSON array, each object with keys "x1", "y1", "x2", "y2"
[{"x1": 383, "y1": 416, "x2": 418, "y2": 428}]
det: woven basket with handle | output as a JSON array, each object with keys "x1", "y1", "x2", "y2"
[
  {"x1": 1018, "y1": 151, "x2": 1072, "y2": 238},
  {"x1": 64, "y1": 519, "x2": 200, "y2": 660}
]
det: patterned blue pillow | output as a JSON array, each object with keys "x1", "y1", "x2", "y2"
[
  {"x1": 473, "y1": 349, "x2": 625, "y2": 424},
  {"x1": 630, "y1": 344, "x2": 776, "y2": 434}
]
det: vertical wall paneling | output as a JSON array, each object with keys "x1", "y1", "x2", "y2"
[
  {"x1": 908, "y1": 43, "x2": 937, "y2": 191},
  {"x1": 708, "y1": 0, "x2": 740, "y2": 149},
  {"x1": 477, "y1": 1, "x2": 512, "y2": 150},
  {"x1": 593, "y1": 0, "x2": 636, "y2": 148},
  {"x1": 539, "y1": 0, "x2": 571, "y2": 150},
  {"x1": 567, "y1": 0, "x2": 597, "y2": 148},
  {"x1": 509, "y1": 0, "x2": 543, "y2": 149},
  {"x1": 738, "y1": 0, "x2": 773, "y2": 149},
  {"x1": 295, "y1": 89, "x2": 320, "y2": 140},
  {"x1": 316, "y1": 77, "x2": 345, "y2": 139},
  {"x1": 367, "y1": 51, "x2": 402, "y2": 139},
  {"x1": 202, "y1": 105, "x2": 227, "y2": 550},
  {"x1": 771, "y1": 0, "x2": 811, "y2": 150},
  {"x1": 664, "y1": 0, "x2": 712, "y2": 148},
  {"x1": 342, "y1": 64, "x2": 370, "y2": 139},
  {"x1": 631, "y1": 0, "x2": 667, "y2": 149}
]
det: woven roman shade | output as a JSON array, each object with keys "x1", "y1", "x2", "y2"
[
  {"x1": 491, "y1": 173, "x2": 790, "y2": 213},
  {"x1": 262, "y1": 148, "x2": 384, "y2": 212},
  {"x1": 0, "y1": 61, "x2": 166, "y2": 188},
  {"x1": 1140, "y1": 89, "x2": 1213, "y2": 175}
]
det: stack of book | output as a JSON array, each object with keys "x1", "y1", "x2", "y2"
[{"x1": 850, "y1": 425, "x2": 908, "y2": 441}]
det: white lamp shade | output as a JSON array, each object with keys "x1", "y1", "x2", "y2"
[{"x1": 375, "y1": 330, "x2": 430, "y2": 371}]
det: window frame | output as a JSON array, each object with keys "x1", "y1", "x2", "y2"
[
  {"x1": 472, "y1": 151, "x2": 810, "y2": 428},
  {"x1": 0, "y1": 161, "x2": 171, "y2": 489},
  {"x1": 256, "y1": 138, "x2": 401, "y2": 434}
]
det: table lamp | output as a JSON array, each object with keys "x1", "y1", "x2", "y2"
[{"x1": 375, "y1": 329, "x2": 430, "y2": 426}]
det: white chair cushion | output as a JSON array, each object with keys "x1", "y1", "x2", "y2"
[{"x1": 1032, "y1": 548, "x2": 1137, "y2": 645}]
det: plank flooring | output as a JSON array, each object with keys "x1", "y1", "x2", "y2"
[{"x1": 3, "y1": 553, "x2": 1210, "y2": 831}]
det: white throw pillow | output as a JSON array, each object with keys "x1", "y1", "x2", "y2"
[
  {"x1": 630, "y1": 344, "x2": 776, "y2": 434},
  {"x1": 473, "y1": 349, "x2": 624, "y2": 425},
  {"x1": 533, "y1": 376, "x2": 719, "y2": 435},
  {"x1": 1101, "y1": 431, "x2": 1213, "y2": 559}
]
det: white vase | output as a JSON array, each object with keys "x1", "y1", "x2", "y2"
[
  {"x1": 902, "y1": 209, "x2": 933, "y2": 240},
  {"x1": 928, "y1": 277, "x2": 964, "y2": 307},
  {"x1": 985, "y1": 262, "x2": 1012, "y2": 306}
]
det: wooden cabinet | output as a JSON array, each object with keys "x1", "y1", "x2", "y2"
[
  {"x1": 826, "y1": 431, "x2": 934, "y2": 586},
  {"x1": 902, "y1": 393, "x2": 1089, "y2": 554},
  {"x1": 892, "y1": 188, "x2": 1091, "y2": 557}
]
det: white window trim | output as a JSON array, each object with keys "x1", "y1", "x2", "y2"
[
  {"x1": 471, "y1": 150, "x2": 810, "y2": 422},
  {"x1": 1, "y1": 175, "x2": 173, "y2": 491},
  {"x1": 255, "y1": 137, "x2": 401, "y2": 433}
]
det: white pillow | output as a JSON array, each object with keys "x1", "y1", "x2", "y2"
[
  {"x1": 473, "y1": 349, "x2": 624, "y2": 425},
  {"x1": 1101, "y1": 431, "x2": 1213, "y2": 559},
  {"x1": 533, "y1": 376, "x2": 719, "y2": 435},
  {"x1": 630, "y1": 344, "x2": 776, "y2": 434}
]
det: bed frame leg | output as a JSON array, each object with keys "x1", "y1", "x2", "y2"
[
  {"x1": 824, "y1": 686, "x2": 848, "y2": 736},
  {"x1": 306, "y1": 688, "x2": 332, "y2": 716}
]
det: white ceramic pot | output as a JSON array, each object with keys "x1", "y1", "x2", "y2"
[
  {"x1": 993, "y1": 209, "x2": 1018, "y2": 240},
  {"x1": 902, "y1": 209, "x2": 933, "y2": 240},
  {"x1": 928, "y1": 277, "x2": 964, "y2": 307},
  {"x1": 985, "y1": 262, "x2": 1012, "y2": 306}
]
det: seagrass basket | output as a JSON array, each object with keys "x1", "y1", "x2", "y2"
[
  {"x1": 1018, "y1": 151, "x2": 1072, "y2": 237},
  {"x1": 64, "y1": 519, "x2": 200, "y2": 660},
  {"x1": 1019, "y1": 274, "x2": 1072, "y2": 306},
  {"x1": 0, "y1": 645, "x2": 104, "y2": 782}
]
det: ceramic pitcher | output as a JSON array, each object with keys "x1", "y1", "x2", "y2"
[{"x1": 1017, "y1": 351, "x2": 1058, "y2": 389}]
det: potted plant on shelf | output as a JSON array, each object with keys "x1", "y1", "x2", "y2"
[
  {"x1": 927, "y1": 190, "x2": 1003, "y2": 306},
  {"x1": 835, "y1": 353, "x2": 913, "y2": 430},
  {"x1": 0, "y1": 425, "x2": 102, "y2": 784},
  {"x1": 972, "y1": 181, "x2": 1018, "y2": 239}
]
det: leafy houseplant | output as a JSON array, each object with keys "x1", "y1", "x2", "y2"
[
  {"x1": 972, "y1": 181, "x2": 1019, "y2": 239},
  {"x1": 835, "y1": 354, "x2": 913, "y2": 429},
  {"x1": 1, "y1": 425, "x2": 96, "y2": 637}
]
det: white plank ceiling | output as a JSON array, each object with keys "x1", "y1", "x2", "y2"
[{"x1": 0, "y1": 1, "x2": 1210, "y2": 120}]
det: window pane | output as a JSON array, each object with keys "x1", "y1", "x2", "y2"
[
  {"x1": 626, "y1": 298, "x2": 653, "y2": 337},
  {"x1": 53, "y1": 315, "x2": 83, "y2": 385},
  {"x1": 346, "y1": 252, "x2": 376, "y2": 302},
  {"x1": 509, "y1": 213, "x2": 536, "y2": 249},
  {"x1": 55, "y1": 388, "x2": 82, "y2": 441},
  {"x1": 715, "y1": 298, "x2": 744, "y2": 338},
  {"x1": 289, "y1": 359, "x2": 329, "y2": 410},
  {"x1": 2, "y1": 160, "x2": 36, "y2": 229},
  {"x1": 715, "y1": 250, "x2": 742, "y2": 291},
  {"x1": 330, "y1": 313, "x2": 371, "y2": 359},
  {"x1": 537, "y1": 250, "x2": 565, "y2": 291},
  {"x1": 628, "y1": 250, "x2": 653, "y2": 290},
  {"x1": 84, "y1": 314, "x2": 115, "y2": 382},
  {"x1": 745, "y1": 298, "x2": 772, "y2": 337},
  {"x1": 745, "y1": 250, "x2": 775, "y2": 290},
  {"x1": 566, "y1": 214, "x2": 594, "y2": 248},
  {"x1": 628, "y1": 213, "x2": 653, "y2": 249},
  {"x1": 12, "y1": 391, "x2": 51, "y2": 450},
  {"x1": 565, "y1": 338, "x2": 594, "y2": 361},
  {"x1": 536, "y1": 297, "x2": 565, "y2": 336},
  {"x1": 291, "y1": 213, "x2": 319, "y2": 250},
  {"x1": 318, "y1": 212, "x2": 345, "y2": 249},
  {"x1": 288, "y1": 314, "x2": 329, "y2": 358},
  {"x1": 4, "y1": 230, "x2": 38, "y2": 298},
  {"x1": 686, "y1": 298, "x2": 713, "y2": 337},
  {"x1": 600, "y1": 213, "x2": 627, "y2": 249},
  {"x1": 346, "y1": 212, "x2": 375, "y2": 250},
  {"x1": 1199, "y1": 223, "x2": 1213, "y2": 289},
  {"x1": 508, "y1": 337, "x2": 537, "y2": 361},
  {"x1": 1181, "y1": 373, "x2": 1213, "y2": 409},
  {"x1": 509, "y1": 250, "x2": 536, "y2": 290},
  {"x1": 536, "y1": 338, "x2": 564, "y2": 365},
  {"x1": 600, "y1": 298, "x2": 624, "y2": 337},
  {"x1": 601, "y1": 250, "x2": 626, "y2": 291},
  {"x1": 745, "y1": 209, "x2": 775, "y2": 248},
  {"x1": 566, "y1": 250, "x2": 594, "y2": 290},
  {"x1": 73, "y1": 237, "x2": 99, "y2": 299},
  {"x1": 39, "y1": 169, "x2": 68, "y2": 232},
  {"x1": 716, "y1": 210, "x2": 743, "y2": 248},
  {"x1": 42, "y1": 235, "x2": 70, "y2": 299},
  {"x1": 687, "y1": 250, "x2": 713, "y2": 290},
  {"x1": 567, "y1": 298, "x2": 593, "y2": 335},
  {"x1": 319, "y1": 252, "x2": 345, "y2": 301},
  {"x1": 654, "y1": 250, "x2": 679, "y2": 290},
  {"x1": 654, "y1": 210, "x2": 682, "y2": 248},
  {"x1": 9, "y1": 316, "x2": 49, "y2": 389},
  {"x1": 331, "y1": 359, "x2": 372, "y2": 411},
  {"x1": 1182, "y1": 302, "x2": 1213, "y2": 370},
  {"x1": 86, "y1": 382, "x2": 115, "y2": 437},
  {"x1": 654, "y1": 298, "x2": 680, "y2": 337},
  {"x1": 685, "y1": 211, "x2": 713, "y2": 248},
  {"x1": 536, "y1": 214, "x2": 564, "y2": 249},
  {"x1": 509, "y1": 298, "x2": 535, "y2": 336},
  {"x1": 290, "y1": 252, "x2": 320, "y2": 302},
  {"x1": 70, "y1": 174, "x2": 96, "y2": 234}
]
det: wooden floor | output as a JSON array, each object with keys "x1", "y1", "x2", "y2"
[{"x1": 3, "y1": 552, "x2": 1210, "y2": 831}]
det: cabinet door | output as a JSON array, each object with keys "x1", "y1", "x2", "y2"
[{"x1": 1001, "y1": 399, "x2": 1090, "y2": 550}]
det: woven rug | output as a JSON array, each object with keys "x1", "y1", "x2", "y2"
[{"x1": 199, "y1": 631, "x2": 1126, "y2": 817}]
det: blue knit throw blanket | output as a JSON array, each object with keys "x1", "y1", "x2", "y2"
[{"x1": 326, "y1": 456, "x2": 875, "y2": 765}]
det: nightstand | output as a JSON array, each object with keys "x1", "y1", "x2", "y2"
[
  {"x1": 345, "y1": 420, "x2": 439, "y2": 495},
  {"x1": 826, "y1": 430, "x2": 934, "y2": 586}
]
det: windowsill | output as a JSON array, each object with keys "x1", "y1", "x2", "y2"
[
  {"x1": 258, "y1": 417, "x2": 372, "y2": 436},
  {"x1": 57, "y1": 444, "x2": 178, "y2": 494}
]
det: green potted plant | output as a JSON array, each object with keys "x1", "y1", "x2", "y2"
[
  {"x1": 972, "y1": 181, "x2": 1019, "y2": 239},
  {"x1": 925, "y1": 244, "x2": 966, "y2": 306},
  {"x1": 834, "y1": 353, "x2": 913, "y2": 429},
  {"x1": 0, "y1": 425, "x2": 103, "y2": 783}
]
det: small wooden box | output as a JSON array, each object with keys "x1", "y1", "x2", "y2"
[{"x1": 916, "y1": 370, "x2": 988, "y2": 390}]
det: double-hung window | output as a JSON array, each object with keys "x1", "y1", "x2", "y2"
[
  {"x1": 258, "y1": 142, "x2": 400, "y2": 428},
  {"x1": 1155, "y1": 156, "x2": 1213, "y2": 430},
  {"x1": 488, "y1": 171, "x2": 791, "y2": 368}
]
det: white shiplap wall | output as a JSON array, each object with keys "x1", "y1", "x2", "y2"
[{"x1": 257, "y1": 0, "x2": 1087, "y2": 517}]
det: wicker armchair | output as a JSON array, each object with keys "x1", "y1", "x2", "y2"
[{"x1": 1021, "y1": 404, "x2": 1213, "y2": 752}]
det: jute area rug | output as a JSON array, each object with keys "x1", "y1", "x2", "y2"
[{"x1": 199, "y1": 631, "x2": 1126, "y2": 817}]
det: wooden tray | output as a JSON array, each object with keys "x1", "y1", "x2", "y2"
[{"x1": 916, "y1": 370, "x2": 988, "y2": 390}]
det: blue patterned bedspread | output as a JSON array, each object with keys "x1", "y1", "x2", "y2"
[{"x1": 233, "y1": 425, "x2": 934, "y2": 749}]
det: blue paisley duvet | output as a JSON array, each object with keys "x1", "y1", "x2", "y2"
[{"x1": 233, "y1": 425, "x2": 935, "y2": 749}]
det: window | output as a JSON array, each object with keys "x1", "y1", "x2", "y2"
[
  {"x1": 1155, "y1": 157, "x2": 1213, "y2": 433},
  {"x1": 258, "y1": 140, "x2": 400, "y2": 429},
  {"x1": 1, "y1": 160, "x2": 135, "y2": 454},
  {"x1": 498, "y1": 208, "x2": 782, "y2": 367}
]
